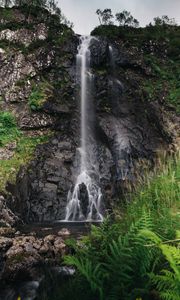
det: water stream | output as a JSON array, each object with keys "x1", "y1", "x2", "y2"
[{"x1": 65, "y1": 36, "x2": 103, "y2": 221}]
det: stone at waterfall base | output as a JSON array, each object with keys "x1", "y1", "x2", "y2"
[{"x1": 0, "y1": 231, "x2": 68, "y2": 282}]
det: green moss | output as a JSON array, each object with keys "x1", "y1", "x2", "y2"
[
  {"x1": 0, "y1": 39, "x2": 27, "y2": 53},
  {"x1": 0, "y1": 134, "x2": 51, "y2": 192},
  {"x1": 169, "y1": 86, "x2": 180, "y2": 112},
  {"x1": 0, "y1": 8, "x2": 13, "y2": 21},
  {"x1": 53, "y1": 27, "x2": 73, "y2": 46},
  {"x1": 28, "y1": 81, "x2": 53, "y2": 111},
  {"x1": 142, "y1": 54, "x2": 180, "y2": 113},
  {"x1": 0, "y1": 110, "x2": 51, "y2": 192}
]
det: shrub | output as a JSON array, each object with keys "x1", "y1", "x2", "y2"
[{"x1": 0, "y1": 111, "x2": 21, "y2": 146}]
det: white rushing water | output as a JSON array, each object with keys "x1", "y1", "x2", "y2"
[{"x1": 65, "y1": 36, "x2": 103, "y2": 222}]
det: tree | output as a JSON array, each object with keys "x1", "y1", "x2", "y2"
[
  {"x1": 96, "y1": 8, "x2": 114, "y2": 25},
  {"x1": 153, "y1": 15, "x2": 177, "y2": 26},
  {"x1": 96, "y1": 9, "x2": 102, "y2": 25},
  {"x1": 115, "y1": 10, "x2": 139, "y2": 27},
  {"x1": 1, "y1": 0, "x2": 60, "y2": 15}
]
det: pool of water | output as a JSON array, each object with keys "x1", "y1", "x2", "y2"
[{"x1": 17, "y1": 221, "x2": 101, "y2": 238}]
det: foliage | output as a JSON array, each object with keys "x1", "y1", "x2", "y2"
[
  {"x1": 0, "y1": 134, "x2": 50, "y2": 192},
  {"x1": 152, "y1": 15, "x2": 177, "y2": 27},
  {"x1": 0, "y1": 7, "x2": 13, "y2": 19},
  {"x1": 62, "y1": 156, "x2": 180, "y2": 300},
  {"x1": 0, "y1": 0, "x2": 73, "y2": 29},
  {"x1": 96, "y1": 8, "x2": 114, "y2": 25},
  {"x1": 0, "y1": 0, "x2": 60, "y2": 15},
  {"x1": 95, "y1": 8, "x2": 139, "y2": 27},
  {"x1": 91, "y1": 24, "x2": 122, "y2": 39},
  {"x1": 91, "y1": 20, "x2": 179, "y2": 59},
  {"x1": 28, "y1": 81, "x2": 53, "y2": 111},
  {"x1": 0, "y1": 111, "x2": 21, "y2": 146},
  {"x1": 91, "y1": 22, "x2": 179, "y2": 113},
  {"x1": 143, "y1": 230, "x2": 180, "y2": 300},
  {"x1": 115, "y1": 10, "x2": 139, "y2": 27},
  {"x1": 142, "y1": 56, "x2": 180, "y2": 113},
  {"x1": 0, "y1": 110, "x2": 51, "y2": 192}
]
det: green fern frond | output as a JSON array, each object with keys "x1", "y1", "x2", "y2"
[
  {"x1": 159, "y1": 244, "x2": 180, "y2": 281},
  {"x1": 160, "y1": 290, "x2": 180, "y2": 300},
  {"x1": 64, "y1": 255, "x2": 105, "y2": 300}
]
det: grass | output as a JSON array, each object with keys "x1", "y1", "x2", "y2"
[
  {"x1": 0, "y1": 111, "x2": 21, "y2": 146},
  {"x1": 121, "y1": 154, "x2": 180, "y2": 237}
]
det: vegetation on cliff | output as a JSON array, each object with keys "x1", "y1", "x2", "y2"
[
  {"x1": 0, "y1": 0, "x2": 72, "y2": 26},
  {"x1": 1, "y1": 137, "x2": 50, "y2": 187},
  {"x1": 0, "y1": 5, "x2": 73, "y2": 193},
  {"x1": 91, "y1": 18, "x2": 180, "y2": 114}
]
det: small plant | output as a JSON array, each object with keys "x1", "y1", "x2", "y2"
[
  {"x1": 0, "y1": 111, "x2": 21, "y2": 146},
  {"x1": 0, "y1": 8, "x2": 13, "y2": 20},
  {"x1": 28, "y1": 81, "x2": 53, "y2": 111},
  {"x1": 0, "y1": 111, "x2": 16, "y2": 127},
  {"x1": 0, "y1": 134, "x2": 51, "y2": 192}
]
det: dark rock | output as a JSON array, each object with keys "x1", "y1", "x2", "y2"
[
  {"x1": 78, "y1": 183, "x2": 89, "y2": 218},
  {"x1": 89, "y1": 37, "x2": 109, "y2": 66}
]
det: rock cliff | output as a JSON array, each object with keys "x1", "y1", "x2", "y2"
[
  {"x1": 0, "y1": 6, "x2": 179, "y2": 294},
  {"x1": 0, "y1": 7, "x2": 179, "y2": 224}
]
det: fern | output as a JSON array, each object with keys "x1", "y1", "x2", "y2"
[
  {"x1": 64, "y1": 255, "x2": 105, "y2": 300},
  {"x1": 140, "y1": 229, "x2": 180, "y2": 300},
  {"x1": 102, "y1": 211, "x2": 156, "y2": 299}
]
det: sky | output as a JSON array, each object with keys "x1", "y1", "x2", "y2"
[{"x1": 58, "y1": 0, "x2": 180, "y2": 35}]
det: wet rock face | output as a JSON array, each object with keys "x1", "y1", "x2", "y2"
[
  {"x1": 8, "y1": 135, "x2": 76, "y2": 222},
  {"x1": 0, "y1": 13, "x2": 175, "y2": 223},
  {"x1": 78, "y1": 183, "x2": 89, "y2": 218},
  {"x1": 89, "y1": 37, "x2": 109, "y2": 66}
]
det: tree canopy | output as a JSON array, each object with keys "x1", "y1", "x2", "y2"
[
  {"x1": 0, "y1": 0, "x2": 73, "y2": 26},
  {"x1": 0, "y1": 0, "x2": 61, "y2": 15},
  {"x1": 96, "y1": 9, "x2": 114, "y2": 25},
  {"x1": 153, "y1": 15, "x2": 177, "y2": 26},
  {"x1": 96, "y1": 8, "x2": 139, "y2": 28},
  {"x1": 95, "y1": 9, "x2": 178, "y2": 29},
  {"x1": 115, "y1": 10, "x2": 139, "y2": 27}
]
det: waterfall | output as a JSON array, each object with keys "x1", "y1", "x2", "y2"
[
  {"x1": 108, "y1": 45, "x2": 132, "y2": 180},
  {"x1": 65, "y1": 36, "x2": 103, "y2": 222},
  {"x1": 109, "y1": 45, "x2": 115, "y2": 70}
]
